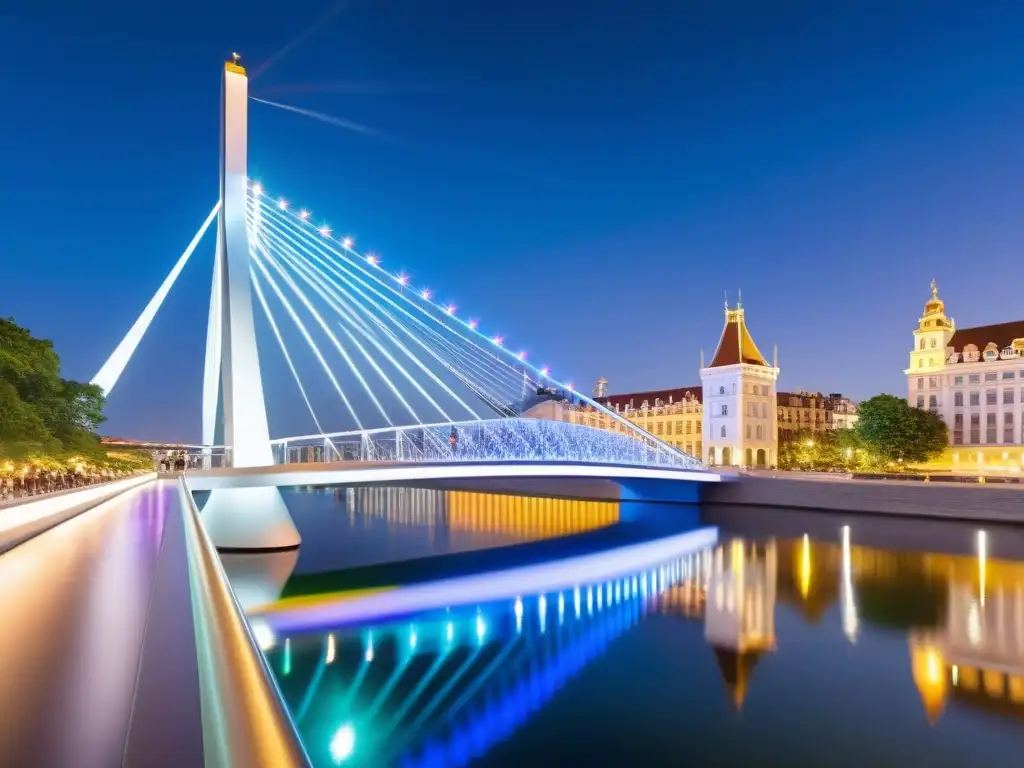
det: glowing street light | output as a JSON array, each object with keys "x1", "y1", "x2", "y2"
[
  {"x1": 319, "y1": 225, "x2": 332, "y2": 237},
  {"x1": 342, "y1": 237, "x2": 354, "y2": 249},
  {"x1": 540, "y1": 367, "x2": 550, "y2": 376},
  {"x1": 397, "y1": 273, "x2": 409, "y2": 286},
  {"x1": 468, "y1": 319, "x2": 479, "y2": 330},
  {"x1": 492, "y1": 335, "x2": 503, "y2": 345},
  {"x1": 446, "y1": 304, "x2": 457, "y2": 315},
  {"x1": 277, "y1": 198, "x2": 288, "y2": 210},
  {"x1": 421, "y1": 289, "x2": 432, "y2": 300},
  {"x1": 251, "y1": 182, "x2": 263, "y2": 195},
  {"x1": 330, "y1": 724, "x2": 355, "y2": 763},
  {"x1": 366, "y1": 253, "x2": 378, "y2": 265},
  {"x1": 298, "y1": 209, "x2": 310, "y2": 221}
]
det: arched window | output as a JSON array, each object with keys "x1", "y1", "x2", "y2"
[
  {"x1": 919, "y1": 339, "x2": 926, "y2": 350},
  {"x1": 746, "y1": 425, "x2": 751, "y2": 439},
  {"x1": 918, "y1": 359, "x2": 924, "y2": 368},
  {"x1": 929, "y1": 338, "x2": 937, "y2": 348},
  {"x1": 756, "y1": 425, "x2": 763, "y2": 439},
  {"x1": 719, "y1": 386, "x2": 725, "y2": 395},
  {"x1": 720, "y1": 425, "x2": 726, "y2": 439}
]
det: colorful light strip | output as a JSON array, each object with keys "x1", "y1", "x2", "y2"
[{"x1": 253, "y1": 525, "x2": 717, "y2": 631}]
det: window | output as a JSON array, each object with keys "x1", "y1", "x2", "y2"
[
  {"x1": 1005, "y1": 389, "x2": 1016, "y2": 405},
  {"x1": 1005, "y1": 371, "x2": 1017, "y2": 380},
  {"x1": 761, "y1": 404, "x2": 767, "y2": 418},
  {"x1": 970, "y1": 392, "x2": 980, "y2": 406},
  {"x1": 720, "y1": 426, "x2": 726, "y2": 439},
  {"x1": 686, "y1": 421, "x2": 692, "y2": 434},
  {"x1": 1005, "y1": 413, "x2": 1015, "y2": 444},
  {"x1": 746, "y1": 425, "x2": 752, "y2": 439},
  {"x1": 954, "y1": 392, "x2": 963, "y2": 407},
  {"x1": 918, "y1": 360, "x2": 924, "y2": 368},
  {"x1": 987, "y1": 390, "x2": 998, "y2": 406},
  {"x1": 986, "y1": 372, "x2": 998, "y2": 382},
  {"x1": 721, "y1": 405, "x2": 728, "y2": 416},
  {"x1": 919, "y1": 339, "x2": 926, "y2": 350},
  {"x1": 953, "y1": 413, "x2": 964, "y2": 445},
  {"x1": 985, "y1": 349, "x2": 999, "y2": 362},
  {"x1": 954, "y1": 375, "x2": 964, "y2": 386},
  {"x1": 970, "y1": 414, "x2": 980, "y2": 444},
  {"x1": 916, "y1": 396, "x2": 925, "y2": 408},
  {"x1": 987, "y1": 413, "x2": 997, "y2": 444},
  {"x1": 917, "y1": 378, "x2": 924, "y2": 390},
  {"x1": 969, "y1": 374, "x2": 981, "y2": 384},
  {"x1": 929, "y1": 395, "x2": 938, "y2": 409},
  {"x1": 929, "y1": 377, "x2": 938, "y2": 388},
  {"x1": 685, "y1": 443, "x2": 693, "y2": 454},
  {"x1": 930, "y1": 338, "x2": 937, "y2": 348},
  {"x1": 762, "y1": 386, "x2": 769, "y2": 396},
  {"x1": 756, "y1": 425, "x2": 763, "y2": 439},
  {"x1": 656, "y1": 422, "x2": 664, "y2": 435},
  {"x1": 718, "y1": 386, "x2": 725, "y2": 395}
]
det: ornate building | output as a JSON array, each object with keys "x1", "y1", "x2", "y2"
[
  {"x1": 700, "y1": 300, "x2": 780, "y2": 467},
  {"x1": 582, "y1": 298, "x2": 856, "y2": 467},
  {"x1": 906, "y1": 280, "x2": 1024, "y2": 472}
]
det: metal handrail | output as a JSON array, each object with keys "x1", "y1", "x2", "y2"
[{"x1": 177, "y1": 478, "x2": 310, "y2": 767}]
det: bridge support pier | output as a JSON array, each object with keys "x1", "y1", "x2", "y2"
[{"x1": 200, "y1": 58, "x2": 300, "y2": 551}]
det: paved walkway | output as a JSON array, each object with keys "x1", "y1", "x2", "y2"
[{"x1": 0, "y1": 480, "x2": 204, "y2": 768}]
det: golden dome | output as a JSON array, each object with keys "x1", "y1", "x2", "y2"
[{"x1": 924, "y1": 279, "x2": 945, "y2": 315}]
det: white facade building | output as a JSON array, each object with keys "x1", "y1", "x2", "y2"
[
  {"x1": 700, "y1": 301, "x2": 780, "y2": 467},
  {"x1": 905, "y1": 280, "x2": 1024, "y2": 472}
]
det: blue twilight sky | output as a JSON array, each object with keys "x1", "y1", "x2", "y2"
[{"x1": 1, "y1": 1, "x2": 1023, "y2": 441}]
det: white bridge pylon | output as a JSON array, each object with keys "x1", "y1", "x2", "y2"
[{"x1": 199, "y1": 59, "x2": 300, "y2": 550}]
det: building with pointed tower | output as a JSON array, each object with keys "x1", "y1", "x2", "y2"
[
  {"x1": 700, "y1": 296, "x2": 780, "y2": 467},
  {"x1": 905, "y1": 280, "x2": 1024, "y2": 473}
]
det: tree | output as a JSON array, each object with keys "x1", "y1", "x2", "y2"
[
  {"x1": 778, "y1": 428, "x2": 867, "y2": 471},
  {"x1": 0, "y1": 317, "x2": 110, "y2": 464},
  {"x1": 855, "y1": 394, "x2": 947, "y2": 465}
]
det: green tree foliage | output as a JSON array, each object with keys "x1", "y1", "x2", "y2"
[
  {"x1": 778, "y1": 428, "x2": 867, "y2": 471},
  {"x1": 0, "y1": 317, "x2": 118, "y2": 464},
  {"x1": 855, "y1": 394, "x2": 947, "y2": 465}
]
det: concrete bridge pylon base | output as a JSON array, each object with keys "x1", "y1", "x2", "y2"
[{"x1": 200, "y1": 486, "x2": 301, "y2": 551}]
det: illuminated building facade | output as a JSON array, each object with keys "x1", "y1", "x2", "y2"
[
  {"x1": 777, "y1": 390, "x2": 859, "y2": 442},
  {"x1": 906, "y1": 280, "x2": 1024, "y2": 472}
]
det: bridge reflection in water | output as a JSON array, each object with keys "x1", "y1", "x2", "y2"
[{"x1": 262, "y1": 545, "x2": 711, "y2": 767}]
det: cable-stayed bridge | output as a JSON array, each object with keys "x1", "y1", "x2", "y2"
[{"x1": 90, "y1": 59, "x2": 718, "y2": 550}]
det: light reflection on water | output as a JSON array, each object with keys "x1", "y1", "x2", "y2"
[{"x1": 238, "y1": 489, "x2": 1024, "y2": 765}]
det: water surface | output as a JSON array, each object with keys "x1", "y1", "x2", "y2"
[{"x1": 242, "y1": 487, "x2": 1024, "y2": 766}]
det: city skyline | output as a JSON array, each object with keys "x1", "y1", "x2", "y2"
[{"x1": 3, "y1": 2, "x2": 1023, "y2": 441}]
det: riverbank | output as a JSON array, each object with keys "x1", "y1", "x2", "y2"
[{"x1": 703, "y1": 473, "x2": 1024, "y2": 524}]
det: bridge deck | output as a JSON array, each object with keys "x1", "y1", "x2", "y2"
[
  {"x1": 0, "y1": 480, "x2": 204, "y2": 767},
  {"x1": 0, "y1": 479, "x2": 306, "y2": 768}
]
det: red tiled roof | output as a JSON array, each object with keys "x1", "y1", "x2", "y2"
[
  {"x1": 597, "y1": 385, "x2": 703, "y2": 411},
  {"x1": 949, "y1": 321, "x2": 1024, "y2": 353},
  {"x1": 708, "y1": 314, "x2": 768, "y2": 368}
]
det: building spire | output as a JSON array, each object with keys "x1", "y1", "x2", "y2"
[
  {"x1": 736, "y1": 288, "x2": 743, "y2": 309},
  {"x1": 700, "y1": 348, "x2": 705, "y2": 369},
  {"x1": 773, "y1": 343, "x2": 778, "y2": 368},
  {"x1": 930, "y1": 278, "x2": 938, "y2": 300},
  {"x1": 724, "y1": 290, "x2": 729, "y2": 314}
]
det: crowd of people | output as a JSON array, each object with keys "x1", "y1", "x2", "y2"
[
  {"x1": 0, "y1": 466, "x2": 147, "y2": 503},
  {"x1": 158, "y1": 451, "x2": 202, "y2": 472}
]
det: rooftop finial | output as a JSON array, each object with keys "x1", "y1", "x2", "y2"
[
  {"x1": 724, "y1": 290, "x2": 729, "y2": 313},
  {"x1": 930, "y1": 278, "x2": 938, "y2": 300},
  {"x1": 737, "y1": 288, "x2": 743, "y2": 309},
  {"x1": 232, "y1": 52, "x2": 242, "y2": 65}
]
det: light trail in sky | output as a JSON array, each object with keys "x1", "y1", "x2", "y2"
[{"x1": 249, "y1": 0, "x2": 349, "y2": 81}]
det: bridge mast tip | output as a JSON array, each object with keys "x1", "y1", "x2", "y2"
[{"x1": 225, "y1": 53, "x2": 246, "y2": 76}]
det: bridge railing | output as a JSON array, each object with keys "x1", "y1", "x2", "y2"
[{"x1": 268, "y1": 417, "x2": 702, "y2": 471}]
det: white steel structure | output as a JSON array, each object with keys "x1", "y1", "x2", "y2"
[{"x1": 199, "y1": 60, "x2": 299, "y2": 550}]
